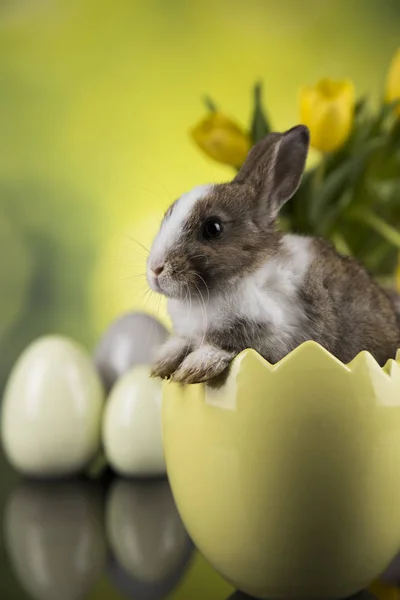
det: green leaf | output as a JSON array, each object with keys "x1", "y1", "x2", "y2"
[
  {"x1": 323, "y1": 145, "x2": 351, "y2": 176},
  {"x1": 277, "y1": 215, "x2": 291, "y2": 232},
  {"x1": 388, "y1": 118, "x2": 400, "y2": 148},
  {"x1": 307, "y1": 135, "x2": 387, "y2": 230},
  {"x1": 319, "y1": 189, "x2": 354, "y2": 235},
  {"x1": 381, "y1": 97, "x2": 400, "y2": 116},
  {"x1": 370, "y1": 97, "x2": 400, "y2": 135},
  {"x1": 367, "y1": 244, "x2": 396, "y2": 274},
  {"x1": 354, "y1": 96, "x2": 368, "y2": 118},
  {"x1": 346, "y1": 135, "x2": 387, "y2": 185},
  {"x1": 347, "y1": 207, "x2": 400, "y2": 249},
  {"x1": 308, "y1": 159, "x2": 356, "y2": 226},
  {"x1": 250, "y1": 81, "x2": 271, "y2": 144},
  {"x1": 368, "y1": 178, "x2": 400, "y2": 204},
  {"x1": 344, "y1": 99, "x2": 399, "y2": 150},
  {"x1": 349, "y1": 118, "x2": 376, "y2": 149},
  {"x1": 203, "y1": 95, "x2": 217, "y2": 112},
  {"x1": 288, "y1": 170, "x2": 314, "y2": 233},
  {"x1": 330, "y1": 231, "x2": 352, "y2": 256}
]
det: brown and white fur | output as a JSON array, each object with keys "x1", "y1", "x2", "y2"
[{"x1": 147, "y1": 125, "x2": 400, "y2": 384}]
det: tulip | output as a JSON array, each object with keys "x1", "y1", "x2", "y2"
[
  {"x1": 299, "y1": 78, "x2": 355, "y2": 153},
  {"x1": 190, "y1": 112, "x2": 251, "y2": 169},
  {"x1": 386, "y1": 48, "x2": 400, "y2": 115}
]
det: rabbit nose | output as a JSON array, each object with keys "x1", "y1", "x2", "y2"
[{"x1": 152, "y1": 264, "x2": 164, "y2": 277}]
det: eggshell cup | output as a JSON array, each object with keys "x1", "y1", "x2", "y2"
[{"x1": 162, "y1": 341, "x2": 400, "y2": 599}]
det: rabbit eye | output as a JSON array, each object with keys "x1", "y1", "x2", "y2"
[{"x1": 201, "y1": 218, "x2": 223, "y2": 241}]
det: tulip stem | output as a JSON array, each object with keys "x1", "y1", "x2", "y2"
[
  {"x1": 347, "y1": 207, "x2": 400, "y2": 249},
  {"x1": 331, "y1": 231, "x2": 352, "y2": 256},
  {"x1": 314, "y1": 156, "x2": 326, "y2": 187},
  {"x1": 308, "y1": 157, "x2": 326, "y2": 224}
]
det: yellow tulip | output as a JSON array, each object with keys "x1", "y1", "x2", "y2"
[
  {"x1": 190, "y1": 112, "x2": 251, "y2": 168},
  {"x1": 299, "y1": 78, "x2": 355, "y2": 153},
  {"x1": 386, "y1": 48, "x2": 400, "y2": 115}
]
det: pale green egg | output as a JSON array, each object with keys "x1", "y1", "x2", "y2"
[
  {"x1": 102, "y1": 365, "x2": 165, "y2": 477},
  {"x1": 1, "y1": 335, "x2": 105, "y2": 478}
]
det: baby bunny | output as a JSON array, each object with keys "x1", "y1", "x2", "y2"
[{"x1": 147, "y1": 125, "x2": 400, "y2": 384}]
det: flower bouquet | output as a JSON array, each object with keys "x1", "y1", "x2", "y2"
[{"x1": 190, "y1": 49, "x2": 400, "y2": 285}]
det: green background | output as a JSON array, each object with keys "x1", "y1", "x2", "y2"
[
  {"x1": 1, "y1": 0, "x2": 400, "y2": 381},
  {"x1": 0, "y1": 1, "x2": 400, "y2": 598}
]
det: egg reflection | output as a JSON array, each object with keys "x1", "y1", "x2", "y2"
[
  {"x1": 106, "y1": 477, "x2": 194, "y2": 599},
  {"x1": 3, "y1": 480, "x2": 107, "y2": 600}
]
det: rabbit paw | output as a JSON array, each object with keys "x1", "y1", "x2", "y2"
[
  {"x1": 172, "y1": 345, "x2": 234, "y2": 384},
  {"x1": 151, "y1": 337, "x2": 192, "y2": 380}
]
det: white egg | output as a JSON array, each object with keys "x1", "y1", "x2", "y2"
[
  {"x1": 1, "y1": 335, "x2": 105, "y2": 477},
  {"x1": 103, "y1": 365, "x2": 165, "y2": 477}
]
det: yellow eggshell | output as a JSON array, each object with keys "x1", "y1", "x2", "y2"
[
  {"x1": 162, "y1": 342, "x2": 400, "y2": 599},
  {"x1": 103, "y1": 365, "x2": 165, "y2": 477},
  {"x1": 1, "y1": 335, "x2": 104, "y2": 477}
]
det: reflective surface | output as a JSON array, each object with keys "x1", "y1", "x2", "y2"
[
  {"x1": 0, "y1": 449, "x2": 400, "y2": 599},
  {"x1": 0, "y1": 446, "x2": 231, "y2": 600},
  {"x1": 226, "y1": 593, "x2": 378, "y2": 600}
]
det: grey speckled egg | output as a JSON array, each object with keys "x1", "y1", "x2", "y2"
[{"x1": 94, "y1": 312, "x2": 169, "y2": 392}]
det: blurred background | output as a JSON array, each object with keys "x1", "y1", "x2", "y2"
[
  {"x1": 1, "y1": 0, "x2": 400, "y2": 393},
  {"x1": 1, "y1": 2, "x2": 400, "y2": 599}
]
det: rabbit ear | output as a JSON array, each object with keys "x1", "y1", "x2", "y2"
[{"x1": 234, "y1": 125, "x2": 309, "y2": 222}]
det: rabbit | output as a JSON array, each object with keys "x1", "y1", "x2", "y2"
[{"x1": 146, "y1": 124, "x2": 400, "y2": 384}]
